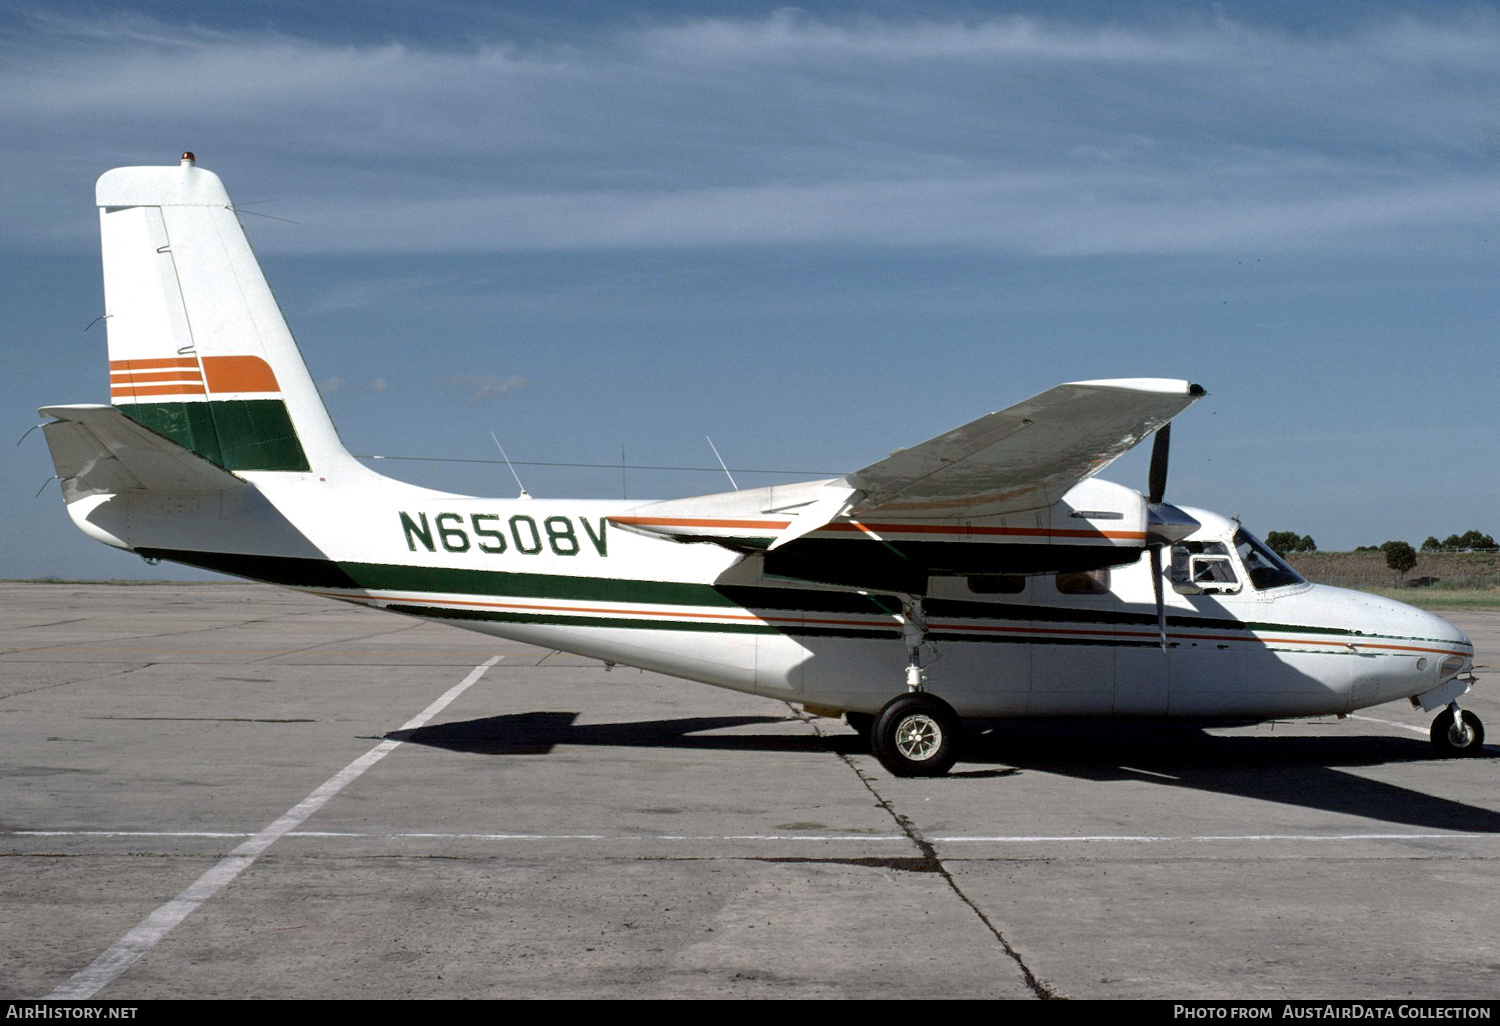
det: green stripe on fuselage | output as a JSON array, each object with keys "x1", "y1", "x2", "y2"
[{"x1": 133, "y1": 548, "x2": 1418, "y2": 643}]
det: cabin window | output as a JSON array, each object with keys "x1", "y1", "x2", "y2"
[
  {"x1": 1055, "y1": 569, "x2": 1110, "y2": 595},
  {"x1": 968, "y1": 574, "x2": 1025, "y2": 595}
]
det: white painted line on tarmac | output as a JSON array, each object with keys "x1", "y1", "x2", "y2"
[
  {"x1": 43, "y1": 656, "x2": 501, "y2": 1001},
  {"x1": 14, "y1": 829, "x2": 1497, "y2": 845},
  {"x1": 1347, "y1": 713, "x2": 1430, "y2": 736}
]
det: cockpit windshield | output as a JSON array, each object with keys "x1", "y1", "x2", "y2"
[{"x1": 1234, "y1": 529, "x2": 1305, "y2": 590}]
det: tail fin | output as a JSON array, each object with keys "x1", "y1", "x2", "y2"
[{"x1": 96, "y1": 154, "x2": 350, "y2": 477}]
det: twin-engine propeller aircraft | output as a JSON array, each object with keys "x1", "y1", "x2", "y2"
[{"x1": 40, "y1": 155, "x2": 1482, "y2": 776}]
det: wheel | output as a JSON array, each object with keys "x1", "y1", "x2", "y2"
[
  {"x1": 1430, "y1": 709, "x2": 1485, "y2": 757},
  {"x1": 871, "y1": 693, "x2": 960, "y2": 777},
  {"x1": 844, "y1": 712, "x2": 875, "y2": 749}
]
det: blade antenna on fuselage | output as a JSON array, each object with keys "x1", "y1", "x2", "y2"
[
  {"x1": 706, "y1": 436, "x2": 739, "y2": 491},
  {"x1": 490, "y1": 431, "x2": 532, "y2": 499}
]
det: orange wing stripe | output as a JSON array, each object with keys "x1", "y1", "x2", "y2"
[{"x1": 202, "y1": 355, "x2": 279, "y2": 394}]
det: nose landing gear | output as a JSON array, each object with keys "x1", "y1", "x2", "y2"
[
  {"x1": 1430, "y1": 702, "x2": 1485, "y2": 758},
  {"x1": 868, "y1": 597, "x2": 962, "y2": 777}
]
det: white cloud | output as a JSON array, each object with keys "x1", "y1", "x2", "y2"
[
  {"x1": 321, "y1": 375, "x2": 388, "y2": 394},
  {"x1": 4, "y1": 8, "x2": 1500, "y2": 256},
  {"x1": 432, "y1": 373, "x2": 529, "y2": 401}
]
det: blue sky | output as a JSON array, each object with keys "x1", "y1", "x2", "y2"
[{"x1": 3, "y1": 1, "x2": 1498, "y2": 579}]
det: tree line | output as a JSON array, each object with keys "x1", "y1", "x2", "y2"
[
  {"x1": 1265, "y1": 529, "x2": 1496, "y2": 557},
  {"x1": 1265, "y1": 529, "x2": 1496, "y2": 579}
]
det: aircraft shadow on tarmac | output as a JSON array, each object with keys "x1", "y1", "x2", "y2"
[
  {"x1": 390, "y1": 713, "x2": 1500, "y2": 834},
  {"x1": 964, "y1": 722, "x2": 1500, "y2": 834}
]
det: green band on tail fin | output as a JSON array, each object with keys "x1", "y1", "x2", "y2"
[{"x1": 120, "y1": 399, "x2": 310, "y2": 472}]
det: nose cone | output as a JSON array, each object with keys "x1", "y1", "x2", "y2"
[
  {"x1": 1307, "y1": 585, "x2": 1471, "y2": 653},
  {"x1": 1286, "y1": 586, "x2": 1474, "y2": 711}
]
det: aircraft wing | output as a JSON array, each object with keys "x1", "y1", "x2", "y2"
[
  {"x1": 40, "y1": 404, "x2": 247, "y2": 498},
  {"x1": 613, "y1": 379, "x2": 1205, "y2": 570},
  {"x1": 845, "y1": 378, "x2": 1205, "y2": 519}
]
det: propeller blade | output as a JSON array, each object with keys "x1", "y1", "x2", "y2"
[
  {"x1": 1150, "y1": 545, "x2": 1167, "y2": 649},
  {"x1": 1148, "y1": 422, "x2": 1171, "y2": 505}
]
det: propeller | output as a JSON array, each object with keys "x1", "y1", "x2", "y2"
[
  {"x1": 1148, "y1": 422, "x2": 1171, "y2": 506},
  {"x1": 1145, "y1": 423, "x2": 1199, "y2": 650},
  {"x1": 1148, "y1": 426, "x2": 1169, "y2": 650}
]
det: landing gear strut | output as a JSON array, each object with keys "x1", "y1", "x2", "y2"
[
  {"x1": 869, "y1": 597, "x2": 961, "y2": 777},
  {"x1": 1431, "y1": 702, "x2": 1485, "y2": 758}
]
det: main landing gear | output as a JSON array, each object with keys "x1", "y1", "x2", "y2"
[
  {"x1": 871, "y1": 692, "x2": 961, "y2": 777},
  {"x1": 866, "y1": 596, "x2": 961, "y2": 777},
  {"x1": 1430, "y1": 702, "x2": 1486, "y2": 758}
]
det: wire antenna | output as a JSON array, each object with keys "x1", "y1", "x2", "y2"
[
  {"x1": 490, "y1": 431, "x2": 532, "y2": 499},
  {"x1": 706, "y1": 436, "x2": 739, "y2": 491}
]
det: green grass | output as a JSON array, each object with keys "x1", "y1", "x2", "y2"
[{"x1": 1356, "y1": 587, "x2": 1500, "y2": 610}]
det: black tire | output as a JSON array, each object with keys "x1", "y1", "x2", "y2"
[
  {"x1": 1431, "y1": 709, "x2": 1485, "y2": 758},
  {"x1": 871, "y1": 693, "x2": 960, "y2": 777},
  {"x1": 844, "y1": 712, "x2": 875, "y2": 749}
]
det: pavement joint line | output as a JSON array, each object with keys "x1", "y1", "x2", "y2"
[
  {"x1": 9, "y1": 830, "x2": 911, "y2": 841},
  {"x1": 3, "y1": 614, "x2": 300, "y2": 655},
  {"x1": 799, "y1": 709, "x2": 1059, "y2": 1000},
  {"x1": 250, "y1": 620, "x2": 429, "y2": 664},
  {"x1": 41, "y1": 654, "x2": 502, "y2": 1001},
  {"x1": 0, "y1": 661, "x2": 158, "y2": 701}
]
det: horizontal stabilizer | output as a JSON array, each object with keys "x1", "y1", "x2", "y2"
[{"x1": 40, "y1": 404, "x2": 246, "y2": 498}]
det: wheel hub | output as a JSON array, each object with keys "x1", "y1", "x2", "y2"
[{"x1": 894, "y1": 713, "x2": 942, "y2": 761}]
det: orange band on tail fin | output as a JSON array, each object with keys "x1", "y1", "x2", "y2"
[{"x1": 203, "y1": 355, "x2": 280, "y2": 394}]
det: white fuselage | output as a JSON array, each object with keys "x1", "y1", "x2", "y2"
[{"x1": 74, "y1": 467, "x2": 1474, "y2": 723}]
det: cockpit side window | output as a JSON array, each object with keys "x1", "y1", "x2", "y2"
[
  {"x1": 1234, "y1": 529, "x2": 1305, "y2": 590},
  {"x1": 1169, "y1": 540, "x2": 1239, "y2": 594}
]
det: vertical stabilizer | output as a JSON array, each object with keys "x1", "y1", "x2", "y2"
[{"x1": 96, "y1": 154, "x2": 349, "y2": 477}]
